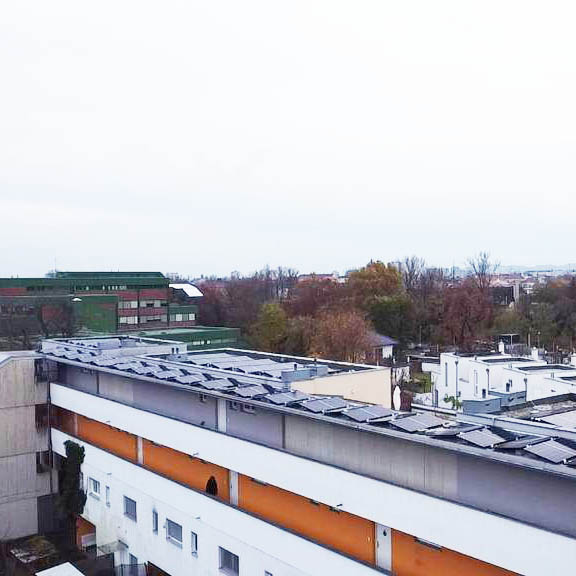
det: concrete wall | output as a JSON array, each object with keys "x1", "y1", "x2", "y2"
[
  {"x1": 98, "y1": 373, "x2": 135, "y2": 404},
  {"x1": 66, "y1": 370, "x2": 219, "y2": 429},
  {"x1": 226, "y1": 403, "x2": 284, "y2": 448},
  {"x1": 62, "y1": 365, "x2": 98, "y2": 394},
  {"x1": 133, "y1": 381, "x2": 217, "y2": 430},
  {"x1": 0, "y1": 406, "x2": 38, "y2": 457},
  {"x1": 0, "y1": 356, "x2": 36, "y2": 407},
  {"x1": 457, "y1": 454, "x2": 576, "y2": 538},
  {"x1": 0, "y1": 497, "x2": 38, "y2": 540},
  {"x1": 284, "y1": 415, "x2": 459, "y2": 499},
  {"x1": 286, "y1": 413, "x2": 576, "y2": 539},
  {"x1": 293, "y1": 369, "x2": 392, "y2": 407},
  {"x1": 0, "y1": 355, "x2": 54, "y2": 541}
]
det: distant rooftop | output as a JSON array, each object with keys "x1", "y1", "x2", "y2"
[
  {"x1": 54, "y1": 271, "x2": 165, "y2": 279},
  {"x1": 481, "y1": 357, "x2": 533, "y2": 364},
  {"x1": 518, "y1": 364, "x2": 576, "y2": 372}
]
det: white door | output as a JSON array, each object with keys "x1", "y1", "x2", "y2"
[{"x1": 375, "y1": 523, "x2": 392, "y2": 571}]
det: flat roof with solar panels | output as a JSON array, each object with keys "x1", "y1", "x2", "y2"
[{"x1": 39, "y1": 336, "x2": 576, "y2": 479}]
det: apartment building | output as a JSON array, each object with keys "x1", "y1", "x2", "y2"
[
  {"x1": 425, "y1": 351, "x2": 576, "y2": 413},
  {"x1": 0, "y1": 272, "x2": 199, "y2": 335},
  {"x1": 0, "y1": 351, "x2": 57, "y2": 539},
  {"x1": 28, "y1": 336, "x2": 576, "y2": 576}
]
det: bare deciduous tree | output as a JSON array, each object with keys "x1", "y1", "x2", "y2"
[{"x1": 468, "y1": 252, "x2": 499, "y2": 293}]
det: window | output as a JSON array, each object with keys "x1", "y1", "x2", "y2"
[
  {"x1": 190, "y1": 531, "x2": 198, "y2": 556},
  {"x1": 219, "y1": 548, "x2": 239, "y2": 575},
  {"x1": 106, "y1": 486, "x2": 111, "y2": 507},
  {"x1": 241, "y1": 404, "x2": 255, "y2": 414},
  {"x1": 506, "y1": 380, "x2": 512, "y2": 392},
  {"x1": 206, "y1": 476, "x2": 218, "y2": 496},
  {"x1": 199, "y1": 394, "x2": 208, "y2": 403},
  {"x1": 124, "y1": 496, "x2": 137, "y2": 521},
  {"x1": 128, "y1": 554, "x2": 138, "y2": 576},
  {"x1": 166, "y1": 519, "x2": 183, "y2": 547},
  {"x1": 152, "y1": 510, "x2": 158, "y2": 534},
  {"x1": 88, "y1": 477, "x2": 100, "y2": 499},
  {"x1": 265, "y1": 572, "x2": 273, "y2": 576},
  {"x1": 35, "y1": 404, "x2": 49, "y2": 430},
  {"x1": 229, "y1": 401, "x2": 239, "y2": 411}
]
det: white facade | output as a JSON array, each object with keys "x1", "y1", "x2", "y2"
[
  {"x1": 53, "y1": 429, "x2": 378, "y2": 576},
  {"x1": 425, "y1": 352, "x2": 576, "y2": 409},
  {"x1": 51, "y1": 383, "x2": 576, "y2": 576}
]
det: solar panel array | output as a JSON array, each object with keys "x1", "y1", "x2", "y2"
[
  {"x1": 391, "y1": 413, "x2": 444, "y2": 433},
  {"x1": 345, "y1": 405, "x2": 393, "y2": 423},
  {"x1": 301, "y1": 397, "x2": 348, "y2": 414},
  {"x1": 267, "y1": 391, "x2": 311, "y2": 405},
  {"x1": 525, "y1": 440, "x2": 576, "y2": 464},
  {"x1": 44, "y1": 344, "x2": 576, "y2": 469},
  {"x1": 176, "y1": 351, "x2": 340, "y2": 379},
  {"x1": 458, "y1": 428, "x2": 507, "y2": 448}
]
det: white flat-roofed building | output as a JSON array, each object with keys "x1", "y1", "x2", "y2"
[{"x1": 3, "y1": 336, "x2": 573, "y2": 576}]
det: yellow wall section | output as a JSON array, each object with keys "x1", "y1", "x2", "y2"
[
  {"x1": 142, "y1": 440, "x2": 230, "y2": 502},
  {"x1": 392, "y1": 530, "x2": 518, "y2": 576},
  {"x1": 76, "y1": 415, "x2": 138, "y2": 462},
  {"x1": 238, "y1": 474, "x2": 375, "y2": 565}
]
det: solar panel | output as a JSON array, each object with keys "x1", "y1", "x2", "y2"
[
  {"x1": 426, "y1": 424, "x2": 480, "y2": 438},
  {"x1": 130, "y1": 365, "x2": 151, "y2": 375},
  {"x1": 199, "y1": 379, "x2": 234, "y2": 391},
  {"x1": 175, "y1": 374, "x2": 204, "y2": 385},
  {"x1": 114, "y1": 362, "x2": 141, "y2": 371},
  {"x1": 266, "y1": 391, "x2": 310, "y2": 405},
  {"x1": 93, "y1": 357, "x2": 122, "y2": 367},
  {"x1": 154, "y1": 370, "x2": 182, "y2": 380},
  {"x1": 458, "y1": 428, "x2": 507, "y2": 448},
  {"x1": 525, "y1": 440, "x2": 576, "y2": 463},
  {"x1": 301, "y1": 397, "x2": 348, "y2": 414},
  {"x1": 63, "y1": 351, "x2": 81, "y2": 360},
  {"x1": 391, "y1": 413, "x2": 445, "y2": 433},
  {"x1": 539, "y1": 411, "x2": 576, "y2": 429},
  {"x1": 234, "y1": 385, "x2": 269, "y2": 399},
  {"x1": 345, "y1": 405, "x2": 393, "y2": 423},
  {"x1": 497, "y1": 436, "x2": 548, "y2": 450}
]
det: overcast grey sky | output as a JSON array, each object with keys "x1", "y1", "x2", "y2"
[{"x1": 1, "y1": 1, "x2": 575, "y2": 278}]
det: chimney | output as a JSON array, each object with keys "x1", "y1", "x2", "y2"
[{"x1": 532, "y1": 347, "x2": 540, "y2": 361}]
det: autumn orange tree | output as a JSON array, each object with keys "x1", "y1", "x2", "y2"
[
  {"x1": 347, "y1": 261, "x2": 403, "y2": 309},
  {"x1": 310, "y1": 309, "x2": 376, "y2": 363}
]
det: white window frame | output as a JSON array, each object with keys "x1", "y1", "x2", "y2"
[
  {"x1": 190, "y1": 531, "x2": 198, "y2": 556},
  {"x1": 219, "y1": 547, "x2": 239, "y2": 575},
  {"x1": 152, "y1": 510, "x2": 159, "y2": 534},
  {"x1": 123, "y1": 496, "x2": 137, "y2": 521},
  {"x1": 166, "y1": 518, "x2": 183, "y2": 547},
  {"x1": 88, "y1": 477, "x2": 100, "y2": 499}
]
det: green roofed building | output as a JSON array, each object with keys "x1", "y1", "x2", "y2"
[
  {"x1": 134, "y1": 325, "x2": 242, "y2": 350},
  {"x1": 0, "y1": 272, "x2": 201, "y2": 343}
]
